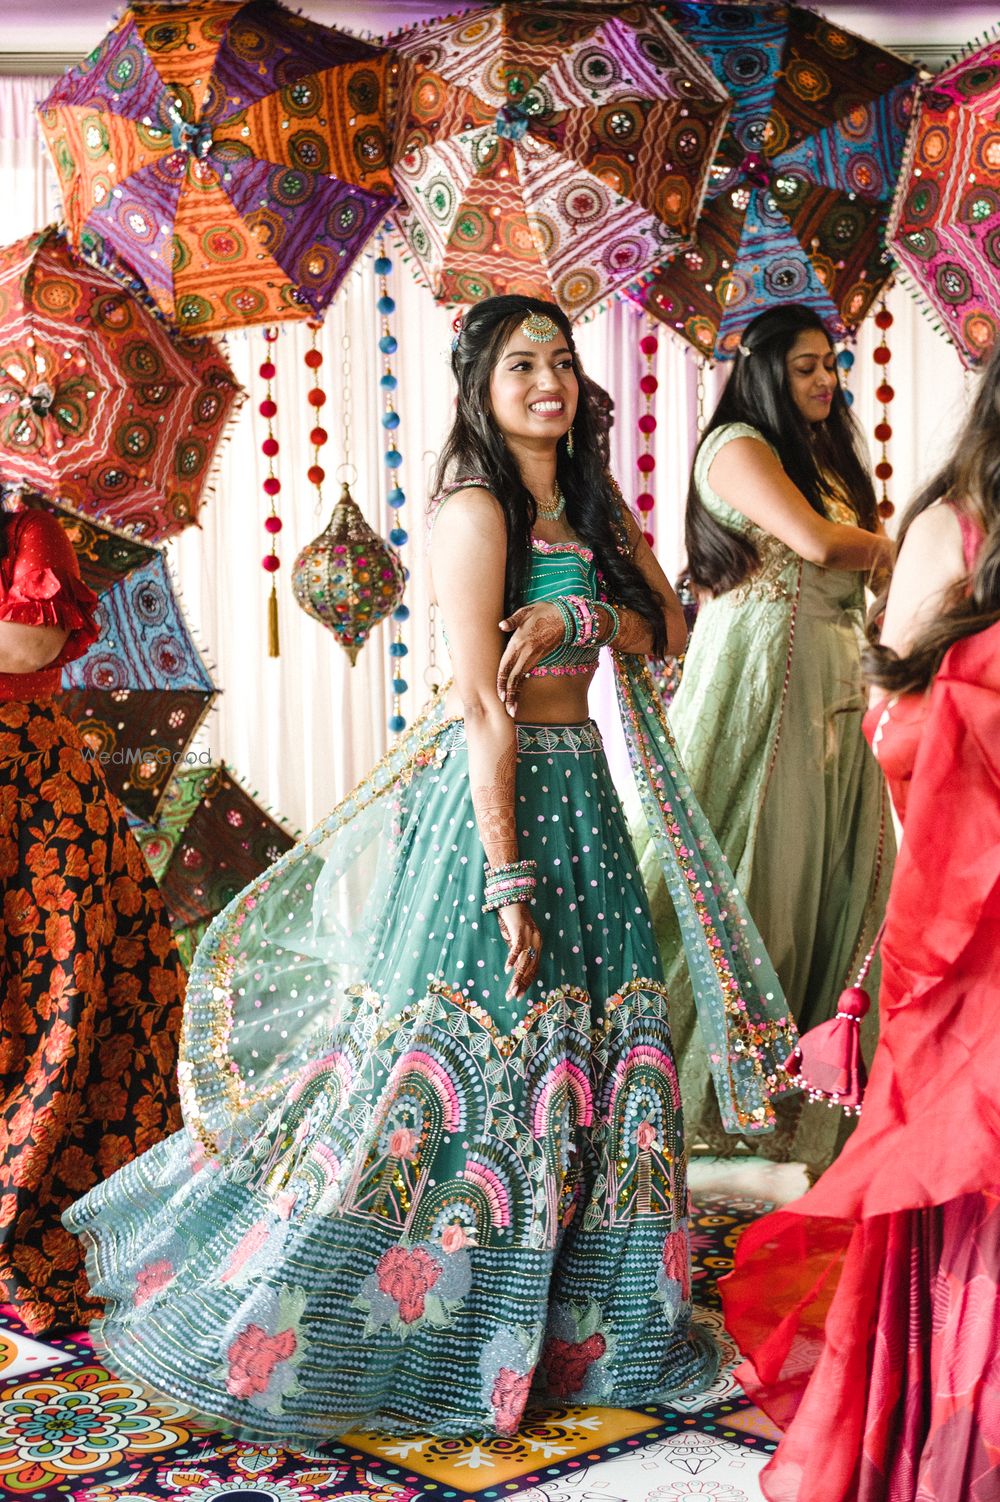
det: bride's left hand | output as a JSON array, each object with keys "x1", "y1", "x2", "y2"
[{"x1": 497, "y1": 602, "x2": 565, "y2": 717}]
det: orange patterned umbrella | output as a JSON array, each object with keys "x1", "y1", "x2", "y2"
[
  {"x1": 390, "y1": 3, "x2": 730, "y2": 317},
  {"x1": 37, "y1": 0, "x2": 397, "y2": 332}
]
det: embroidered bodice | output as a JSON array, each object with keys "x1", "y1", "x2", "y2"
[
  {"x1": 522, "y1": 539, "x2": 601, "y2": 677},
  {"x1": 429, "y1": 479, "x2": 602, "y2": 679}
]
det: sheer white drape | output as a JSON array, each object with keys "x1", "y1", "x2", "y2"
[{"x1": 1, "y1": 74, "x2": 972, "y2": 829}]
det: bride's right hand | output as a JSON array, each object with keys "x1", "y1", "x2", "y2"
[{"x1": 497, "y1": 902, "x2": 542, "y2": 1000}]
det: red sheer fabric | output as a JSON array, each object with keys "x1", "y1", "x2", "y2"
[
  {"x1": 720, "y1": 606, "x2": 1000, "y2": 1501},
  {"x1": 0, "y1": 508, "x2": 98, "y2": 701}
]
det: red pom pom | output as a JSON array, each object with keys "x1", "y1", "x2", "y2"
[
  {"x1": 307, "y1": 387, "x2": 327, "y2": 408},
  {"x1": 873, "y1": 345, "x2": 891, "y2": 365},
  {"x1": 262, "y1": 436, "x2": 279, "y2": 458},
  {"x1": 874, "y1": 421, "x2": 892, "y2": 443},
  {"x1": 638, "y1": 414, "x2": 657, "y2": 435},
  {"x1": 263, "y1": 476, "x2": 281, "y2": 496},
  {"x1": 258, "y1": 360, "x2": 276, "y2": 381},
  {"x1": 875, "y1": 460, "x2": 893, "y2": 481},
  {"x1": 837, "y1": 986, "x2": 871, "y2": 1020},
  {"x1": 636, "y1": 453, "x2": 656, "y2": 474},
  {"x1": 876, "y1": 383, "x2": 895, "y2": 404},
  {"x1": 878, "y1": 499, "x2": 895, "y2": 519},
  {"x1": 262, "y1": 553, "x2": 281, "y2": 572},
  {"x1": 264, "y1": 515, "x2": 283, "y2": 534},
  {"x1": 639, "y1": 334, "x2": 659, "y2": 357},
  {"x1": 310, "y1": 426, "x2": 328, "y2": 447},
  {"x1": 639, "y1": 374, "x2": 658, "y2": 395},
  {"x1": 304, "y1": 348, "x2": 323, "y2": 369},
  {"x1": 308, "y1": 464, "x2": 325, "y2": 486},
  {"x1": 874, "y1": 308, "x2": 894, "y2": 330},
  {"x1": 259, "y1": 398, "x2": 277, "y2": 419},
  {"x1": 636, "y1": 492, "x2": 655, "y2": 512},
  {"x1": 643, "y1": 529, "x2": 655, "y2": 546}
]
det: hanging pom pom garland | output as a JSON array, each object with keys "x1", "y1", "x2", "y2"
[
  {"x1": 305, "y1": 324, "x2": 327, "y2": 500},
  {"x1": 377, "y1": 228, "x2": 409, "y2": 735},
  {"x1": 873, "y1": 297, "x2": 895, "y2": 520},
  {"x1": 260, "y1": 328, "x2": 282, "y2": 657},
  {"x1": 636, "y1": 321, "x2": 658, "y2": 547}
]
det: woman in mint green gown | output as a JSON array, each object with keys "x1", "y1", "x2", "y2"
[
  {"x1": 637, "y1": 305, "x2": 896, "y2": 1177},
  {"x1": 61, "y1": 296, "x2": 796, "y2": 1445}
]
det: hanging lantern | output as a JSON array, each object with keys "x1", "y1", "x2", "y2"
[{"x1": 292, "y1": 480, "x2": 405, "y2": 665}]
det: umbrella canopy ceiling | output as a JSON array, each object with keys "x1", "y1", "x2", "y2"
[
  {"x1": 890, "y1": 37, "x2": 1000, "y2": 367},
  {"x1": 390, "y1": 2, "x2": 731, "y2": 317},
  {"x1": 37, "y1": 0, "x2": 398, "y2": 331},
  {"x1": 46, "y1": 502, "x2": 218, "y2": 822},
  {"x1": 0, "y1": 226, "x2": 243, "y2": 541},
  {"x1": 632, "y1": 3, "x2": 917, "y2": 359}
]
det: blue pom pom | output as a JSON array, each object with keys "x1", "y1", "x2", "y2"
[
  {"x1": 392, "y1": 677, "x2": 408, "y2": 694},
  {"x1": 379, "y1": 334, "x2": 398, "y2": 355},
  {"x1": 385, "y1": 448, "x2": 404, "y2": 470},
  {"x1": 836, "y1": 349, "x2": 855, "y2": 370},
  {"x1": 389, "y1": 714, "x2": 406, "y2": 733},
  {"x1": 382, "y1": 410, "x2": 400, "y2": 430},
  {"x1": 393, "y1": 604, "x2": 410, "y2": 622},
  {"x1": 374, "y1": 256, "x2": 392, "y2": 275},
  {"x1": 390, "y1": 527, "x2": 408, "y2": 546},
  {"x1": 843, "y1": 388, "x2": 854, "y2": 406},
  {"x1": 377, "y1": 294, "x2": 397, "y2": 316},
  {"x1": 380, "y1": 372, "x2": 397, "y2": 391},
  {"x1": 389, "y1": 641, "x2": 408, "y2": 658},
  {"x1": 387, "y1": 487, "x2": 406, "y2": 508}
]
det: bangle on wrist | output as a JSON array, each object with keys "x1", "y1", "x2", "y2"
[
  {"x1": 599, "y1": 601, "x2": 620, "y2": 644},
  {"x1": 482, "y1": 857, "x2": 538, "y2": 913}
]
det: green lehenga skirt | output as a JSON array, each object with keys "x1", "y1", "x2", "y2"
[{"x1": 65, "y1": 719, "x2": 718, "y2": 1442}]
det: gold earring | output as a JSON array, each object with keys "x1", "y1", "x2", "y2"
[{"x1": 566, "y1": 426, "x2": 575, "y2": 459}]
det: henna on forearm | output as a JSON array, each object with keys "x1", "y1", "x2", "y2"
[
  {"x1": 472, "y1": 741, "x2": 519, "y2": 868},
  {"x1": 600, "y1": 603, "x2": 655, "y2": 655}
]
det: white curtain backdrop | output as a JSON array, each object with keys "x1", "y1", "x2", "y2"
[{"x1": 1, "y1": 73, "x2": 973, "y2": 830}]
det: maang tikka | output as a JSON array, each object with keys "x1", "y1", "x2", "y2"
[{"x1": 520, "y1": 311, "x2": 559, "y2": 343}]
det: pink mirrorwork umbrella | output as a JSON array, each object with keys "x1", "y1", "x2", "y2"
[
  {"x1": 890, "y1": 38, "x2": 1000, "y2": 367},
  {"x1": 391, "y1": 3, "x2": 730, "y2": 317},
  {"x1": 0, "y1": 227, "x2": 242, "y2": 540}
]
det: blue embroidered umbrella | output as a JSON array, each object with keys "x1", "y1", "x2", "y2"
[{"x1": 631, "y1": 3, "x2": 917, "y2": 359}]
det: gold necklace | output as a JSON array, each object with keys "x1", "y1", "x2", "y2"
[{"x1": 535, "y1": 485, "x2": 566, "y2": 521}]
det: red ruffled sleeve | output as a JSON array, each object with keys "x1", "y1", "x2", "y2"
[{"x1": 0, "y1": 509, "x2": 99, "y2": 668}]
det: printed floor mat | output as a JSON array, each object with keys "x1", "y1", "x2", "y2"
[{"x1": 0, "y1": 1194, "x2": 776, "y2": 1501}]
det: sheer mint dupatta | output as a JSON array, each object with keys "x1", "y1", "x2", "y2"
[{"x1": 614, "y1": 651, "x2": 798, "y2": 1134}]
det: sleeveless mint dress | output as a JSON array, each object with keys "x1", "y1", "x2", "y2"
[
  {"x1": 63, "y1": 532, "x2": 721, "y2": 1444},
  {"x1": 636, "y1": 423, "x2": 895, "y2": 1174}
]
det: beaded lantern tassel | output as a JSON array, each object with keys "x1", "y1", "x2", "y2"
[
  {"x1": 636, "y1": 319, "x2": 658, "y2": 547},
  {"x1": 873, "y1": 296, "x2": 895, "y2": 520},
  {"x1": 376, "y1": 228, "x2": 409, "y2": 735}
]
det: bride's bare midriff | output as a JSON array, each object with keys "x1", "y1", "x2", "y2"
[{"x1": 444, "y1": 666, "x2": 597, "y2": 725}]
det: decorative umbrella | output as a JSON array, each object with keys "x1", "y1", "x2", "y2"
[
  {"x1": 41, "y1": 501, "x2": 218, "y2": 823},
  {"x1": 130, "y1": 761, "x2": 296, "y2": 967},
  {"x1": 37, "y1": 0, "x2": 397, "y2": 332},
  {"x1": 390, "y1": 2, "x2": 730, "y2": 317},
  {"x1": 889, "y1": 38, "x2": 1000, "y2": 367},
  {"x1": 631, "y1": 4, "x2": 916, "y2": 359},
  {"x1": 0, "y1": 226, "x2": 242, "y2": 540}
]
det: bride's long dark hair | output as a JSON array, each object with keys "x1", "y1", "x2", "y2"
[
  {"x1": 686, "y1": 304, "x2": 878, "y2": 598},
  {"x1": 865, "y1": 339, "x2": 1000, "y2": 694},
  {"x1": 433, "y1": 294, "x2": 667, "y2": 655}
]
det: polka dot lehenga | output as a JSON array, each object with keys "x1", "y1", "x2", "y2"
[{"x1": 64, "y1": 632, "x2": 796, "y2": 1446}]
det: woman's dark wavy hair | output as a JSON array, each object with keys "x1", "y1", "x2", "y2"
[
  {"x1": 432, "y1": 294, "x2": 667, "y2": 655},
  {"x1": 686, "y1": 304, "x2": 878, "y2": 597},
  {"x1": 864, "y1": 337, "x2": 1000, "y2": 695}
]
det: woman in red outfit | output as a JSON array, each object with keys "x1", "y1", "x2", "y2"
[
  {"x1": 0, "y1": 491, "x2": 183, "y2": 1333},
  {"x1": 720, "y1": 348, "x2": 1000, "y2": 1501}
]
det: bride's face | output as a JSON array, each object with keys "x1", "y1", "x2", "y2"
[{"x1": 488, "y1": 323, "x2": 578, "y2": 447}]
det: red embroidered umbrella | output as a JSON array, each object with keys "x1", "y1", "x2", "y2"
[
  {"x1": 632, "y1": 4, "x2": 916, "y2": 359},
  {"x1": 390, "y1": 2, "x2": 730, "y2": 317},
  {"x1": 0, "y1": 226, "x2": 242, "y2": 541},
  {"x1": 889, "y1": 38, "x2": 1000, "y2": 367},
  {"x1": 37, "y1": 0, "x2": 397, "y2": 332}
]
